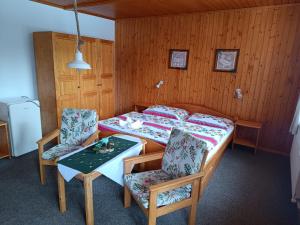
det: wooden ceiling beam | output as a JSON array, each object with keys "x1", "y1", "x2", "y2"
[{"x1": 64, "y1": 0, "x2": 115, "y2": 9}]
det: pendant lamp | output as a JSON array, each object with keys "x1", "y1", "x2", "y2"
[{"x1": 67, "y1": 0, "x2": 91, "y2": 70}]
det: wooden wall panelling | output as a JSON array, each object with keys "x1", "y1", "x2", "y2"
[
  {"x1": 270, "y1": 7, "x2": 300, "y2": 150},
  {"x1": 115, "y1": 4, "x2": 300, "y2": 154},
  {"x1": 257, "y1": 6, "x2": 297, "y2": 152},
  {"x1": 116, "y1": 20, "x2": 136, "y2": 113},
  {"x1": 33, "y1": 32, "x2": 58, "y2": 135},
  {"x1": 283, "y1": 10, "x2": 300, "y2": 149}
]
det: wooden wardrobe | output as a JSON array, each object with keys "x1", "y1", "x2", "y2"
[{"x1": 33, "y1": 32, "x2": 115, "y2": 135}]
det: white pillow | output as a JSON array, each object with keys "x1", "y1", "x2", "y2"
[
  {"x1": 186, "y1": 113, "x2": 233, "y2": 130},
  {"x1": 143, "y1": 105, "x2": 189, "y2": 120}
]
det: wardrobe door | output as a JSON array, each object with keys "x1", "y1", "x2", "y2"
[
  {"x1": 53, "y1": 33, "x2": 80, "y2": 125},
  {"x1": 99, "y1": 40, "x2": 115, "y2": 119},
  {"x1": 79, "y1": 38, "x2": 100, "y2": 114}
]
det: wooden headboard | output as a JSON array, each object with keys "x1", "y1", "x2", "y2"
[
  {"x1": 170, "y1": 103, "x2": 234, "y2": 121},
  {"x1": 134, "y1": 102, "x2": 234, "y2": 121}
]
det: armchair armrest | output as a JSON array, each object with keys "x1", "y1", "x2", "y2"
[
  {"x1": 124, "y1": 151, "x2": 164, "y2": 174},
  {"x1": 124, "y1": 151, "x2": 164, "y2": 165},
  {"x1": 149, "y1": 172, "x2": 205, "y2": 193},
  {"x1": 37, "y1": 129, "x2": 60, "y2": 146},
  {"x1": 81, "y1": 130, "x2": 100, "y2": 147}
]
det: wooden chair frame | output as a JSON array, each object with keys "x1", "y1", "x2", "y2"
[
  {"x1": 37, "y1": 127, "x2": 100, "y2": 185},
  {"x1": 124, "y1": 150, "x2": 208, "y2": 225}
]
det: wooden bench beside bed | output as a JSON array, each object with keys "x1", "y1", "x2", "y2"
[{"x1": 99, "y1": 103, "x2": 234, "y2": 196}]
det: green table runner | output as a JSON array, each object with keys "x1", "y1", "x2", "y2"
[{"x1": 57, "y1": 136, "x2": 138, "y2": 174}]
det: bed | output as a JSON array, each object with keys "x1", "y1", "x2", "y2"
[{"x1": 98, "y1": 103, "x2": 234, "y2": 194}]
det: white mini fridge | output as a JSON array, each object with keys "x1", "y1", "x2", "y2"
[{"x1": 0, "y1": 97, "x2": 42, "y2": 157}]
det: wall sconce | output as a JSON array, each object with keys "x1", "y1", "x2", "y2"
[
  {"x1": 234, "y1": 88, "x2": 243, "y2": 100},
  {"x1": 156, "y1": 80, "x2": 164, "y2": 89}
]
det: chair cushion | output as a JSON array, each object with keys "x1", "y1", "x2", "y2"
[
  {"x1": 162, "y1": 128, "x2": 207, "y2": 178},
  {"x1": 60, "y1": 108, "x2": 97, "y2": 146},
  {"x1": 42, "y1": 144, "x2": 81, "y2": 160},
  {"x1": 124, "y1": 169, "x2": 191, "y2": 208}
]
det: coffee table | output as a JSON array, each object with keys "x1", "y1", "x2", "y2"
[{"x1": 57, "y1": 134, "x2": 146, "y2": 225}]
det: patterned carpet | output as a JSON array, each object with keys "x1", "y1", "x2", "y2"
[{"x1": 0, "y1": 147, "x2": 298, "y2": 225}]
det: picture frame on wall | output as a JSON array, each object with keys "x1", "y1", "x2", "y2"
[
  {"x1": 214, "y1": 49, "x2": 240, "y2": 73},
  {"x1": 169, "y1": 49, "x2": 189, "y2": 70}
]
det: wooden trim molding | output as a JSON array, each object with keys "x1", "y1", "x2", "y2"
[
  {"x1": 63, "y1": 0, "x2": 115, "y2": 9},
  {"x1": 258, "y1": 146, "x2": 290, "y2": 157}
]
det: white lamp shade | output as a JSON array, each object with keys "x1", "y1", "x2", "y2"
[{"x1": 67, "y1": 50, "x2": 91, "y2": 70}]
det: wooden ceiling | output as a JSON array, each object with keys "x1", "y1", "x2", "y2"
[{"x1": 33, "y1": 0, "x2": 300, "y2": 19}]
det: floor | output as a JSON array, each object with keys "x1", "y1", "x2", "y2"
[{"x1": 0, "y1": 147, "x2": 298, "y2": 225}]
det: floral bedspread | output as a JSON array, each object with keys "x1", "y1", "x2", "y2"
[{"x1": 98, "y1": 112, "x2": 233, "y2": 151}]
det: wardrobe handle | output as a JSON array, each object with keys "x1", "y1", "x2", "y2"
[{"x1": 97, "y1": 84, "x2": 102, "y2": 87}]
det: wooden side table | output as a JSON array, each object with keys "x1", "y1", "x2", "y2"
[
  {"x1": 232, "y1": 119, "x2": 262, "y2": 154},
  {"x1": 0, "y1": 121, "x2": 11, "y2": 159},
  {"x1": 134, "y1": 103, "x2": 151, "y2": 112}
]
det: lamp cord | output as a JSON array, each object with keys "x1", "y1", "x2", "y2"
[
  {"x1": 74, "y1": 0, "x2": 82, "y2": 51},
  {"x1": 155, "y1": 90, "x2": 161, "y2": 104}
]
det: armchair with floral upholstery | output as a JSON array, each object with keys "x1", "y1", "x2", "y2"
[
  {"x1": 123, "y1": 128, "x2": 208, "y2": 225},
  {"x1": 37, "y1": 108, "x2": 100, "y2": 184}
]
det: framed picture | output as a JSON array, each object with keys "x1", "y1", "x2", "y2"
[
  {"x1": 169, "y1": 49, "x2": 189, "y2": 70},
  {"x1": 214, "y1": 49, "x2": 240, "y2": 73}
]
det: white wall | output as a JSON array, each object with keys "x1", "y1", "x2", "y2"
[{"x1": 0, "y1": 0, "x2": 115, "y2": 100}]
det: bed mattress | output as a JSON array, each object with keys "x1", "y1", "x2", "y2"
[{"x1": 98, "y1": 112, "x2": 233, "y2": 163}]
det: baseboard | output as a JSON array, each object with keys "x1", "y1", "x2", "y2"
[{"x1": 258, "y1": 146, "x2": 289, "y2": 157}]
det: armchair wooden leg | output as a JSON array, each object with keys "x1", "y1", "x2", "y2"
[
  {"x1": 148, "y1": 192, "x2": 157, "y2": 225},
  {"x1": 84, "y1": 176, "x2": 94, "y2": 225},
  {"x1": 38, "y1": 144, "x2": 46, "y2": 185},
  {"x1": 124, "y1": 185, "x2": 131, "y2": 208},
  {"x1": 58, "y1": 170, "x2": 66, "y2": 213},
  {"x1": 39, "y1": 162, "x2": 46, "y2": 185},
  {"x1": 148, "y1": 214, "x2": 157, "y2": 225},
  {"x1": 188, "y1": 202, "x2": 197, "y2": 225},
  {"x1": 189, "y1": 180, "x2": 200, "y2": 225}
]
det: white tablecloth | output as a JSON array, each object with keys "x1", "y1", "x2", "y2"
[{"x1": 57, "y1": 135, "x2": 143, "y2": 186}]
